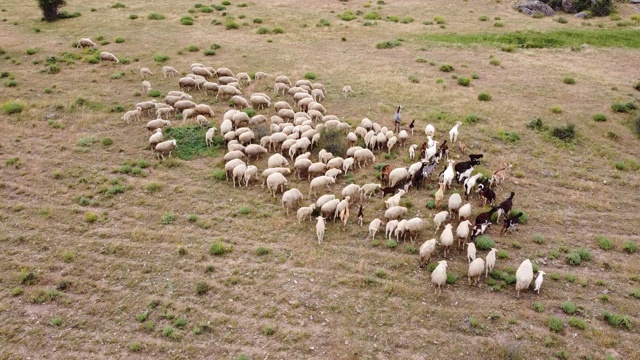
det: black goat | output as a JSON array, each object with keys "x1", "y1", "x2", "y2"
[
  {"x1": 454, "y1": 154, "x2": 484, "y2": 179},
  {"x1": 357, "y1": 205, "x2": 364, "y2": 227},
  {"x1": 471, "y1": 222, "x2": 490, "y2": 242},
  {"x1": 500, "y1": 212, "x2": 523, "y2": 236},
  {"x1": 475, "y1": 206, "x2": 498, "y2": 227},
  {"x1": 409, "y1": 119, "x2": 415, "y2": 135},
  {"x1": 496, "y1": 192, "x2": 515, "y2": 222},
  {"x1": 478, "y1": 184, "x2": 496, "y2": 206}
]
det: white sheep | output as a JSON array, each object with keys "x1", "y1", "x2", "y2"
[
  {"x1": 368, "y1": 218, "x2": 382, "y2": 240},
  {"x1": 434, "y1": 182, "x2": 446, "y2": 207},
  {"x1": 148, "y1": 128, "x2": 163, "y2": 150},
  {"x1": 468, "y1": 258, "x2": 485, "y2": 286},
  {"x1": 384, "y1": 206, "x2": 407, "y2": 221},
  {"x1": 244, "y1": 144, "x2": 268, "y2": 161},
  {"x1": 343, "y1": 85, "x2": 353, "y2": 97},
  {"x1": 425, "y1": 124, "x2": 435, "y2": 137},
  {"x1": 243, "y1": 165, "x2": 258, "y2": 187},
  {"x1": 99, "y1": 52, "x2": 119, "y2": 64},
  {"x1": 385, "y1": 189, "x2": 406, "y2": 209},
  {"x1": 216, "y1": 67, "x2": 234, "y2": 77},
  {"x1": 419, "y1": 238, "x2": 437, "y2": 268},
  {"x1": 275, "y1": 75, "x2": 291, "y2": 85},
  {"x1": 318, "y1": 199, "x2": 340, "y2": 220},
  {"x1": 439, "y1": 224, "x2": 454, "y2": 258},
  {"x1": 485, "y1": 248, "x2": 498, "y2": 277},
  {"x1": 409, "y1": 144, "x2": 418, "y2": 160},
  {"x1": 282, "y1": 188, "x2": 304, "y2": 216},
  {"x1": 456, "y1": 220, "x2": 472, "y2": 250},
  {"x1": 146, "y1": 119, "x2": 172, "y2": 132},
  {"x1": 404, "y1": 217, "x2": 424, "y2": 242},
  {"x1": 306, "y1": 162, "x2": 327, "y2": 180},
  {"x1": 297, "y1": 204, "x2": 316, "y2": 224},
  {"x1": 309, "y1": 176, "x2": 335, "y2": 197},
  {"x1": 141, "y1": 80, "x2": 152, "y2": 93},
  {"x1": 123, "y1": 107, "x2": 142, "y2": 124},
  {"x1": 515, "y1": 259, "x2": 534, "y2": 298},
  {"x1": 316, "y1": 216, "x2": 325, "y2": 245},
  {"x1": 442, "y1": 159, "x2": 455, "y2": 189},
  {"x1": 448, "y1": 193, "x2": 462, "y2": 217},
  {"x1": 458, "y1": 203, "x2": 472, "y2": 220},
  {"x1": 156, "y1": 106, "x2": 174, "y2": 119},
  {"x1": 232, "y1": 163, "x2": 247, "y2": 188},
  {"x1": 224, "y1": 159, "x2": 245, "y2": 181},
  {"x1": 266, "y1": 172, "x2": 288, "y2": 197},
  {"x1": 534, "y1": 271, "x2": 546, "y2": 294},
  {"x1": 315, "y1": 194, "x2": 336, "y2": 209},
  {"x1": 205, "y1": 127, "x2": 217, "y2": 147},
  {"x1": 359, "y1": 183, "x2": 381, "y2": 201},
  {"x1": 342, "y1": 157, "x2": 355, "y2": 175},
  {"x1": 334, "y1": 196, "x2": 350, "y2": 222},
  {"x1": 325, "y1": 168, "x2": 342, "y2": 180},
  {"x1": 387, "y1": 136, "x2": 397, "y2": 154},
  {"x1": 388, "y1": 167, "x2": 410, "y2": 188},
  {"x1": 386, "y1": 220, "x2": 399, "y2": 240},
  {"x1": 273, "y1": 83, "x2": 289, "y2": 95},
  {"x1": 294, "y1": 158, "x2": 312, "y2": 180},
  {"x1": 268, "y1": 153, "x2": 289, "y2": 168},
  {"x1": 76, "y1": 38, "x2": 96, "y2": 48},
  {"x1": 261, "y1": 167, "x2": 291, "y2": 187},
  {"x1": 223, "y1": 150, "x2": 245, "y2": 163},
  {"x1": 466, "y1": 242, "x2": 477, "y2": 263},
  {"x1": 140, "y1": 67, "x2": 153, "y2": 78},
  {"x1": 162, "y1": 66, "x2": 178, "y2": 78},
  {"x1": 154, "y1": 139, "x2": 177, "y2": 160},
  {"x1": 255, "y1": 71, "x2": 268, "y2": 81},
  {"x1": 431, "y1": 260, "x2": 448, "y2": 296},
  {"x1": 433, "y1": 211, "x2": 449, "y2": 233},
  {"x1": 326, "y1": 157, "x2": 343, "y2": 170},
  {"x1": 449, "y1": 121, "x2": 462, "y2": 143}
]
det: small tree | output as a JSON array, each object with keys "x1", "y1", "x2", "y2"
[{"x1": 37, "y1": 0, "x2": 67, "y2": 22}]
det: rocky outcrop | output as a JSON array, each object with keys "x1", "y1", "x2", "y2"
[
  {"x1": 514, "y1": 0, "x2": 556, "y2": 16},
  {"x1": 562, "y1": 0, "x2": 576, "y2": 13}
]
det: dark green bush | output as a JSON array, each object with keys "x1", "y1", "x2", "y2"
[
  {"x1": 439, "y1": 64, "x2": 454, "y2": 72},
  {"x1": 551, "y1": 124, "x2": 576, "y2": 142},
  {"x1": 147, "y1": 13, "x2": 165, "y2": 20},
  {"x1": 316, "y1": 127, "x2": 346, "y2": 157},
  {"x1": 611, "y1": 102, "x2": 637, "y2": 113}
]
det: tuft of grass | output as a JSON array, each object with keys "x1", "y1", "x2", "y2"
[
  {"x1": 561, "y1": 301, "x2": 577, "y2": 315},
  {"x1": 147, "y1": 13, "x2": 165, "y2": 20},
  {"x1": 262, "y1": 325, "x2": 276, "y2": 336},
  {"x1": 479, "y1": 16, "x2": 488, "y2": 22},
  {"x1": 551, "y1": 124, "x2": 576, "y2": 142},
  {"x1": 210, "y1": 241, "x2": 230, "y2": 256},
  {"x1": 304, "y1": 72, "x2": 316, "y2": 80},
  {"x1": 533, "y1": 234, "x2": 544, "y2": 244},
  {"x1": 111, "y1": 2, "x2": 126, "y2": 9},
  {"x1": 550, "y1": 106, "x2": 562, "y2": 114},
  {"x1": 337, "y1": 10, "x2": 357, "y2": 21},
  {"x1": 603, "y1": 312, "x2": 633, "y2": 330},
  {"x1": 226, "y1": 20, "x2": 240, "y2": 30},
  {"x1": 548, "y1": 316, "x2": 564, "y2": 333},
  {"x1": 566, "y1": 252, "x2": 581, "y2": 265},
  {"x1": 256, "y1": 26, "x2": 269, "y2": 34},
  {"x1": 50, "y1": 317, "x2": 62, "y2": 326},
  {"x1": 386, "y1": 239, "x2": 398, "y2": 249},
  {"x1": 115, "y1": 37, "x2": 125, "y2": 43},
  {"x1": 2, "y1": 101, "x2": 24, "y2": 114},
  {"x1": 129, "y1": 343, "x2": 142, "y2": 352},
  {"x1": 478, "y1": 92, "x2": 492, "y2": 101},
  {"x1": 496, "y1": 131, "x2": 520, "y2": 143},
  {"x1": 408, "y1": 75, "x2": 419, "y2": 83},
  {"x1": 149, "y1": 89, "x2": 161, "y2": 97},
  {"x1": 153, "y1": 54, "x2": 169, "y2": 63},
  {"x1": 489, "y1": 58, "x2": 501, "y2": 66},
  {"x1": 85, "y1": 211, "x2": 98, "y2": 223},
  {"x1": 630, "y1": 288, "x2": 640, "y2": 299},
  {"x1": 465, "y1": 114, "x2": 479, "y2": 123},
  {"x1": 563, "y1": 77, "x2": 576, "y2": 84},
  {"x1": 129, "y1": 14, "x2": 138, "y2": 19},
  {"x1": 597, "y1": 236, "x2": 614, "y2": 250},
  {"x1": 181, "y1": 16, "x2": 194, "y2": 25},
  {"x1": 611, "y1": 102, "x2": 637, "y2": 113},
  {"x1": 161, "y1": 212, "x2": 176, "y2": 225},
  {"x1": 623, "y1": 241, "x2": 637, "y2": 254},
  {"x1": 376, "y1": 40, "x2": 401, "y2": 49},
  {"x1": 446, "y1": 273, "x2": 457, "y2": 284},
  {"x1": 186, "y1": 45, "x2": 199, "y2": 52},
  {"x1": 439, "y1": 64, "x2": 454, "y2": 72},
  {"x1": 534, "y1": 302, "x2": 544, "y2": 312},
  {"x1": 457, "y1": 77, "x2": 470, "y2": 86},
  {"x1": 434, "y1": 16, "x2": 446, "y2": 24},
  {"x1": 593, "y1": 113, "x2": 607, "y2": 122}
]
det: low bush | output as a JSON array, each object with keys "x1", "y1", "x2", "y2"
[
  {"x1": 603, "y1": 312, "x2": 632, "y2": 330},
  {"x1": 111, "y1": 2, "x2": 126, "y2": 9},
  {"x1": 439, "y1": 64, "x2": 454, "y2": 72},
  {"x1": 181, "y1": 16, "x2": 194, "y2": 25},
  {"x1": 551, "y1": 124, "x2": 576, "y2": 142},
  {"x1": 563, "y1": 77, "x2": 575, "y2": 84},
  {"x1": 153, "y1": 54, "x2": 169, "y2": 63},
  {"x1": 2, "y1": 101, "x2": 24, "y2": 115},
  {"x1": 337, "y1": 10, "x2": 357, "y2": 21},
  {"x1": 376, "y1": 40, "x2": 401, "y2": 49},
  {"x1": 478, "y1": 92, "x2": 492, "y2": 101},
  {"x1": 623, "y1": 241, "x2": 637, "y2": 253},
  {"x1": 475, "y1": 235, "x2": 494, "y2": 250},
  {"x1": 593, "y1": 113, "x2": 607, "y2": 122},
  {"x1": 597, "y1": 236, "x2": 614, "y2": 250},
  {"x1": 457, "y1": 77, "x2": 470, "y2": 86},
  {"x1": 147, "y1": 13, "x2": 165, "y2": 20},
  {"x1": 611, "y1": 102, "x2": 637, "y2": 113},
  {"x1": 548, "y1": 316, "x2": 564, "y2": 333}
]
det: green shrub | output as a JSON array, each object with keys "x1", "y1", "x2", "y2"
[
  {"x1": 439, "y1": 64, "x2": 454, "y2": 72},
  {"x1": 226, "y1": 21, "x2": 240, "y2": 30},
  {"x1": 489, "y1": 58, "x2": 501, "y2": 66},
  {"x1": 129, "y1": 14, "x2": 138, "y2": 19},
  {"x1": 161, "y1": 212, "x2": 176, "y2": 224},
  {"x1": 630, "y1": 288, "x2": 640, "y2": 299},
  {"x1": 434, "y1": 16, "x2": 446, "y2": 24},
  {"x1": 497, "y1": 131, "x2": 520, "y2": 143},
  {"x1": 26, "y1": 48, "x2": 37, "y2": 55},
  {"x1": 257, "y1": 26, "x2": 269, "y2": 34},
  {"x1": 186, "y1": 44, "x2": 199, "y2": 52},
  {"x1": 153, "y1": 54, "x2": 169, "y2": 63},
  {"x1": 548, "y1": 317, "x2": 564, "y2": 333},
  {"x1": 316, "y1": 127, "x2": 346, "y2": 157},
  {"x1": 465, "y1": 114, "x2": 479, "y2": 123},
  {"x1": 611, "y1": 102, "x2": 637, "y2": 113},
  {"x1": 364, "y1": 11, "x2": 380, "y2": 20},
  {"x1": 593, "y1": 113, "x2": 607, "y2": 122},
  {"x1": 204, "y1": 49, "x2": 216, "y2": 56},
  {"x1": 337, "y1": 10, "x2": 357, "y2": 21},
  {"x1": 446, "y1": 273, "x2": 457, "y2": 284},
  {"x1": 181, "y1": 16, "x2": 194, "y2": 25},
  {"x1": 478, "y1": 92, "x2": 492, "y2": 101},
  {"x1": 550, "y1": 106, "x2": 562, "y2": 114},
  {"x1": 603, "y1": 312, "x2": 632, "y2": 329},
  {"x1": 213, "y1": 4, "x2": 226, "y2": 11},
  {"x1": 2, "y1": 101, "x2": 24, "y2": 114},
  {"x1": 210, "y1": 241, "x2": 230, "y2": 256},
  {"x1": 376, "y1": 40, "x2": 401, "y2": 49},
  {"x1": 534, "y1": 302, "x2": 544, "y2": 312},
  {"x1": 569, "y1": 317, "x2": 586, "y2": 330},
  {"x1": 527, "y1": 117, "x2": 548, "y2": 131},
  {"x1": 400, "y1": 16, "x2": 414, "y2": 24},
  {"x1": 634, "y1": 81, "x2": 640, "y2": 92},
  {"x1": 111, "y1": 2, "x2": 126, "y2": 8},
  {"x1": 533, "y1": 234, "x2": 544, "y2": 244},
  {"x1": 561, "y1": 301, "x2": 577, "y2": 314},
  {"x1": 386, "y1": 239, "x2": 398, "y2": 249},
  {"x1": 85, "y1": 211, "x2": 98, "y2": 223},
  {"x1": 479, "y1": 16, "x2": 489, "y2": 21},
  {"x1": 200, "y1": 6, "x2": 213, "y2": 13},
  {"x1": 551, "y1": 124, "x2": 576, "y2": 142},
  {"x1": 408, "y1": 75, "x2": 419, "y2": 83},
  {"x1": 457, "y1": 77, "x2": 470, "y2": 86},
  {"x1": 566, "y1": 252, "x2": 581, "y2": 265},
  {"x1": 475, "y1": 235, "x2": 494, "y2": 250},
  {"x1": 425, "y1": 200, "x2": 436, "y2": 209},
  {"x1": 494, "y1": 22, "x2": 504, "y2": 27},
  {"x1": 147, "y1": 13, "x2": 165, "y2": 20},
  {"x1": 576, "y1": 247, "x2": 591, "y2": 261},
  {"x1": 597, "y1": 236, "x2": 614, "y2": 250},
  {"x1": 4, "y1": 79, "x2": 17, "y2": 87},
  {"x1": 556, "y1": 16, "x2": 568, "y2": 24},
  {"x1": 563, "y1": 77, "x2": 575, "y2": 84},
  {"x1": 623, "y1": 241, "x2": 637, "y2": 253},
  {"x1": 304, "y1": 72, "x2": 316, "y2": 80}
]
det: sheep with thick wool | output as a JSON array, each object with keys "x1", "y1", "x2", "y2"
[
  {"x1": 309, "y1": 176, "x2": 335, "y2": 197},
  {"x1": 515, "y1": 259, "x2": 534, "y2": 298},
  {"x1": 315, "y1": 194, "x2": 336, "y2": 209},
  {"x1": 154, "y1": 139, "x2": 177, "y2": 160},
  {"x1": 458, "y1": 203, "x2": 472, "y2": 220},
  {"x1": 439, "y1": 224, "x2": 454, "y2": 258},
  {"x1": 431, "y1": 260, "x2": 448, "y2": 296},
  {"x1": 268, "y1": 153, "x2": 289, "y2": 168},
  {"x1": 384, "y1": 206, "x2": 407, "y2": 221},
  {"x1": 389, "y1": 168, "x2": 410, "y2": 188},
  {"x1": 297, "y1": 204, "x2": 316, "y2": 224},
  {"x1": 243, "y1": 165, "x2": 258, "y2": 187},
  {"x1": 456, "y1": 220, "x2": 472, "y2": 250},
  {"x1": 466, "y1": 242, "x2": 477, "y2": 263},
  {"x1": 385, "y1": 189, "x2": 406, "y2": 209},
  {"x1": 419, "y1": 238, "x2": 437, "y2": 268},
  {"x1": 404, "y1": 217, "x2": 424, "y2": 242},
  {"x1": 368, "y1": 218, "x2": 383, "y2": 240},
  {"x1": 485, "y1": 248, "x2": 498, "y2": 277},
  {"x1": 282, "y1": 188, "x2": 304, "y2": 216},
  {"x1": 266, "y1": 172, "x2": 288, "y2": 197},
  {"x1": 261, "y1": 167, "x2": 291, "y2": 187},
  {"x1": 394, "y1": 219, "x2": 407, "y2": 241},
  {"x1": 386, "y1": 220, "x2": 399, "y2": 240},
  {"x1": 232, "y1": 163, "x2": 247, "y2": 188},
  {"x1": 224, "y1": 159, "x2": 245, "y2": 181},
  {"x1": 316, "y1": 216, "x2": 325, "y2": 245},
  {"x1": 448, "y1": 193, "x2": 462, "y2": 217},
  {"x1": 433, "y1": 211, "x2": 449, "y2": 234},
  {"x1": 468, "y1": 258, "x2": 485, "y2": 286}
]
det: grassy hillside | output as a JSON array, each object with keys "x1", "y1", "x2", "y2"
[{"x1": 1, "y1": 0, "x2": 639, "y2": 359}]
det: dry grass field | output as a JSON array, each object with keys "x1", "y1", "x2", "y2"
[{"x1": 1, "y1": 0, "x2": 640, "y2": 359}]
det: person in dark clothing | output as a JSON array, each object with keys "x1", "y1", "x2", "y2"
[{"x1": 393, "y1": 105, "x2": 402, "y2": 133}]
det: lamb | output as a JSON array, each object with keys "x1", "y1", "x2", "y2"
[
  {"x1": 534, "y1": 271, "x2": 546, "y2": 294},
  {"x1": 297, "y1": 204, "x2": 316, "y2": 224},
  {"x1": 243, "y1": 165, "x2": 258, "y2": 187},
  {"x1": 342, "y1": 85, "x2": 353, "y2": 97},
  {"x1": 409, "y1": 144, "x2": 418, "y2": 160},
  {"x1": 156, "y1": 105, "x2": 174, "y2": 119},
  {"x1": 449, "y1": 121, "x2": 462, "y2": 143},
  {"x1": 255, "y1": 71, "x2": 268, "y2": 81},
  {"x1": 368, "y1": 218, "x2": 383, "y2": 240},
  {"x1": 442, "y1": 159, "x2": 456, "y2": 189},
  {"x1": 421, "y1": 123, "x2": 434, "y2": 138},
  {"x1": 266, "y1": 172, "x2": 288, "y2": 197},
  {"x1": 76, "y1": 38, "x2": 96, "y2": 48},
  {"x1": 224, "y1": 159, "x2": 245, "y2": 181},
  {"x1": 148, "y1": 128, "x2": 163, "y2": 150},
  {"x1": 515, "y1": 259, "x2": 534, "y2": 298},
  {"x1": 232, "y1": 163, "x2": 247, "y2": 188},
  {"x1": 466, "y1": 242, "x2": 477, "y2": 263},
  {"x1": 358, "y1": 183, "x2": 382, "y2": 201},
  {"x1": 309, "y1": 176, "x2": 335, "y2": 197},
  {"x1": 282, "y1": 188, "x2": 304, "y2": 216},
  {"x1": 205, "y1": 127, "x2": 217, "y2": 147},
  {"x1": 433, "y1": 211, "x2": 449, "y2": 233},
  {"x1": 439, "y1": 224, "x2": 454, "y2": 258},
  {"x1": 448, "y1": 193, "x2": 462, "y2": 217},
  {"x1": 404, "y1": 217, "x2": 424, "y2": 242},
  {"x1": 273, "y1": 83, "x2": 290, "y2": 95},
  {"x1": 384, "y1": 206, "x2": 408, "y2": 221},
  {"x1": 458, "y1": 203, "x2": 472, "y2": 221},
  {"x1": 123, "y1": 107, "x2": 142, "y2": 124},
  {"x1": 100, "y1": 52, "x2": 119, "y2": 64},
  {"x1": 140, "y1": 67, "x2": 153, "y2": 78},
  {"x1": 182, "y1": 109, "x2": 196, "y2": 124},
  {"x1": 431, "y1": 260, "x2": 448, "y2": 296},
  {"x1": 162, "y1": 66, "x2": 179, "y2": 78},
  {"x1": 316, "y1": 216, "x2": 325, "y2": 245},
  {"x1": 146, "y1": 119, "x2": 172, "y2": 132},
  {"x1": 468, "y1": 258, "x2": 485, "y2": 286},
  {"x1": 419, "y1": 239, "x2": 437, "y2": 268},
  {"x1": 154, "y1": 139, "x2": 177, "y2": 160},
  {"x1": 268, "y1": 153, "x2": 289, "y2": 168},
  {"x1": 496, "y1": 192, "x2": 515, "y2": 223},
  {"x1": 141, "y1": 80, "x2": 152, "y2": 93},
  {"x1": 386, "y1": 220, "x2": 399, "y2": 240},
  {"x1": 485, "y1": 248, "x2": 498, "y2": 277},
  {"x1": 384, "y1": 189, "x2": 405, "y2": 209},
  {"x1": 456, "y1": 220, "x2": 472, "y2": 250}
]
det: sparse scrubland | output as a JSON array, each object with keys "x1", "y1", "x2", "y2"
[{"x1": 0, "y1": 0, "x2": 639, "y2": 359}]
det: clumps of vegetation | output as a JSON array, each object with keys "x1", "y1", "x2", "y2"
[
  {"x1": 561, "y1": 301, "x2": 578, "y2": 315},
  {"x1": 478, "y1": 92, "x2": 492, "y2": 101},
  {"x1": 186, "y1": 45, "x2": 199, "y2": 52},
  {"x1": 457, "y1": 77, "x2": 471, "y2": 86},
  {"x1": 316, "y1": 127, "x2": 346, "y2": 157},
  {"x1": 226, "y1": 20, "x2": 240, "y2": 30},
  {"x1": 556, "y1": 16, "x2": 568, "y2": 24},
  {"x1": 129, "y1": 14, "x2": 138, "y2": 19},
  {"x1": 337, "y1": 10, "x2": 357, "y2": 21},
  {"x1": 434, "y1": 16, "x2": 446, "y2": 24},
  {"x1": 161, "y1": 212, "x2": 176, "y2": 224},
  {"x1": 489, "y1": 58, "x2": 501, "y2": 66},
  {"x1": 181, "y1": 16, "x2": 194, "y2": 25},
  {"x1": 147, "y1": 13, "x2": 165, "y2": 20},
  {"x1": 304, "y1": 72, "x2": 316, "y2": 80},
  {"x1": 634, "y1": 81, "x2": 640, "y2": 92},
  {"x1": 563, "y1": 77, "x2": 576, "y2": 84},
  {"x1": 603, "y1": 312, "x2": 632, "y2": 330},
  {"x1": 2, "y1": 101, "x2": 24, "y2": 115},
  {"x1": 566, "y1": 247, "x2": 591, "y2": 265},
  {"x1": 317, "y1": 18, "x2": 330, "y2": 27},
  {"x1": 568, "y1": 317, "x2": 586, "y2": 330},
  {"x1": 597, "y1": 236, "x2": 614, "y2": 250},
  {"x1": 534, "y1": 302, "x2": 544, "y2": 312},
  {"x1": 611, "y1": 101, "x2": 637, "y2": 113},
  {"x1": 439, "y1": 64, "x2": 454, "y2": 72},
  {"x1": 164, "y1": 126, "x2": 221, "y2": 160},
  {"x1": 210, "y1": 241, "x2": 231, "y2": 256},
  {"x1": 85, "y1": 211, "x2": 98, "y2": 223},
  {"x1": 475, "y1": 235, "x2": 494, "y2": 250},
  {"x1": 593, "y1": 113, "x2": 607, "y2": 122},
  {"x1": 550, "y1": 106, "x2": 562, "y2": 114},
  {"x1": 376, "y1": 40, "x2": 401, "y2": 49},
  {"x1": 465, "y1": 114, "x2": 479, "y2": 123},
  {"x1": 623, "y1": 241, "x2": 637, "y2": 253},
  {"x1": 548, "y1": 316, "x2": 565, "y2": 333},
  {"x1": 550, "y1": 124, "x2": 576, "y2": 142},
  {"x1": 408, "y1": 75, "x2": 419, "y2": 83},
  {"x1": 153, "y1": 54, "x2": 169, "y2": 63},
  {"x1": 111, "y1": 2, "x2": 126, "y2": 8},
  {"x1": 479, "y1": 15, "x2": 489, "y2": 21},
  {"x1": 496, "y1": 131, "x2": 520, "y2": 143},
  {"x1": 256, "y1": 26, "x2": 269, "y2": 34}
]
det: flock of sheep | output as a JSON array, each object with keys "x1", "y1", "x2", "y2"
[{"x1": 94, "y1": 36, "x2": 544, "y2": 299}]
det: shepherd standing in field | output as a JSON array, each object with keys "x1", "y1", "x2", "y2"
[{"x1": 393, "y1": 105, "x2": 402, "y2": 133}]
